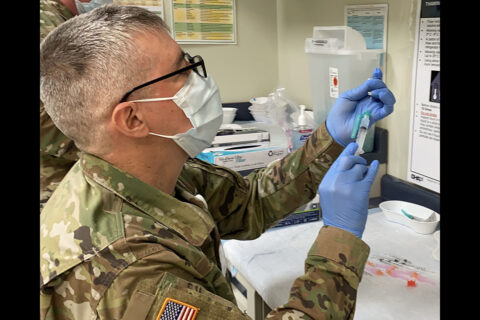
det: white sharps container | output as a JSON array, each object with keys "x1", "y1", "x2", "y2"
[{"x1": 305, "y1": 26, "x2": 384, "y2": 153}]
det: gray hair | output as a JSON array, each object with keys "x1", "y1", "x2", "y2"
[{"x1": 40, "y1": 4, "x2": 170, "y2": 154}]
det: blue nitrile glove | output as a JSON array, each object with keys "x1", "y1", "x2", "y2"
[
  {"x1": 318, "y1": 142, "x2": 379, "y2": 238},
  {"x1": 326, "y1": 68, "x2": 396, "y2": 146}
]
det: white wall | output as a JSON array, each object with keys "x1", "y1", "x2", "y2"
[{"x1": 164, "y1": 0, "x2": 279, "y2": 102}]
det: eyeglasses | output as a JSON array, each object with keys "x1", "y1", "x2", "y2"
[{"x1": 120, "y1": 53, "x2": 207, "y2": 102}]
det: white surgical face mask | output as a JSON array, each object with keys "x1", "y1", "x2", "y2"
[
  {"x1": 75, "y1": 0, "x2": 113, "y2": 14},
  {"x1": 131, "y1": 72, "x2": 223, "y2": 158}
]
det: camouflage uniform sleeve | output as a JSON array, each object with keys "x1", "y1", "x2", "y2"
[
  {"x1": 187, "y1": 122, "x2": 343, "y2": 240},
  {"x1": 266, "y1": 226, "x2": 370, "y2": 320}
]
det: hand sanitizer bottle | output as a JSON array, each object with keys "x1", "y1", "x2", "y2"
[{"x1": 291, "y1": 105, "x2": 314, "y2": 151}]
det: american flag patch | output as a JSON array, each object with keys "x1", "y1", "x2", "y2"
[{"x1": 156, "y1": 298, "x2": 199, "y2": 320}]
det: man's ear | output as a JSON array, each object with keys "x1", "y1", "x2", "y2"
[{"x1": 110, "y1": 102, "x2": 150, "y2": 138}]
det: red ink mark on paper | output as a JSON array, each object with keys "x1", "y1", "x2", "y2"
[{"x1": 365, "y1": 259, "x2": 436, "y2": 286}]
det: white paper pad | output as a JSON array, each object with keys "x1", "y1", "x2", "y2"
[{"x1": 221, "y1": 208, "x2": 440, "y2": 319}]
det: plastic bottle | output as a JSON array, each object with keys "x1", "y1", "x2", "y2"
[
  {"x1": 291, "y1": 105, "x2": 314, "y2": 151},
  {"x1": 274, "y1": 88, "x2": 302, "y2": 127},
  {"x1": 271, "y1": 88, "x2": 298, "y2": 152}
]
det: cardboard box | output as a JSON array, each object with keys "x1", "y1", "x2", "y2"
[{"x1": 197, "y1": 143, "x2": 288, "y2": 174}]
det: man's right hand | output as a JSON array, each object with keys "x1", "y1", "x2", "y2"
[{"x1": 318, "y1": 143, "x2": 379, "y2": 238}]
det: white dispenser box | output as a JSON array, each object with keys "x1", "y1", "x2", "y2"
[
  {"x1": 305, "y1": 26, "x2": 384, "y2": 152},
  {"x1": 197, "y1": 143, "x2": 288, "y2": 174}
]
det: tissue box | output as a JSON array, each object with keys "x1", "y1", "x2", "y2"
[
  {"x1": 273, "y1": 194, "x2": 321, "y2": 228},
  {"x1": 197, "y1": 143, "x2": 288, "y2": 174}
]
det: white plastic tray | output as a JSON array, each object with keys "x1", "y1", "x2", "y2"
[{"x1": 379, "y1": 200, "x2": 439, "y2": 234}]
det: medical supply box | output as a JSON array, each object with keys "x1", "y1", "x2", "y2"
[{"x1": 197, "y1": 142, "x2": 288, "y2": 174}]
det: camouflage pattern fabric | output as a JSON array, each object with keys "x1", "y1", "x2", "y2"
[
  {"x1": 40, "y1": 119, "x2": 370, "y2": 319},
  {"x1": 267, "y1": 226, "x2": 370, "y2": 319},
  {"x1": 40, "y1": 0, "x2": 80, "y2": 212}
]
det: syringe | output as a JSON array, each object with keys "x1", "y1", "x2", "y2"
[{"x1": 350, "y1": 110, "x2": 371, "y2": 156}]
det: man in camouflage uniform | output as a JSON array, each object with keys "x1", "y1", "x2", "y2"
[
  {"x1": 40, "y1": 5, "x2": 395, "y2": 319},
  {"x1": 40, "y1": 0, "x2": 113, "y2": 211}
]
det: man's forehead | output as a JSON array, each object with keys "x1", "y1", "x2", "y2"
[{"x1": 137, "y1": 31, "x2": 183, "y2": 68}]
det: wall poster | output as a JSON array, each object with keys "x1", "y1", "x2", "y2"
[
  {"x1": 407, "y1": 0, "x2": 440, "y2": 193},
  {"x1": 171, "y1": 0, "x2": 236, "y2": 44}
]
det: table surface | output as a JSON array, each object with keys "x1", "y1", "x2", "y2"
[{"x1": 221, "y1": 208, "x2": 440, "y2": 320}]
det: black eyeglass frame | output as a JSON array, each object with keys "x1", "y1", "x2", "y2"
[{"x1": 120, "y1": 53, "x2": 207, "y2": 102}]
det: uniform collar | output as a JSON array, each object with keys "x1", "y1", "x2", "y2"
[{"x1": 80, "y1": 153, "x2": 215, "y2": 246}]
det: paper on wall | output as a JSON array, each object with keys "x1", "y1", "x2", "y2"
[{"x1": 407, "y1": 0, "x2": 440, "y2": 193}]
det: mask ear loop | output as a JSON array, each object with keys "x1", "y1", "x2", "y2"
[
  {"x1": 148, "y1": 132, "x2": 177, "y2": 139},
  {"x1": 131, "y1": 95, "x2": 186, "y2": 139},
  {"x1": 126, "y1": 96, "x2": 178, "y2": 137}
]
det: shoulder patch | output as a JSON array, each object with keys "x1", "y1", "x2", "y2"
[{"x1": 156, "y1": 297, "x2": 199, "y2": 320}]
